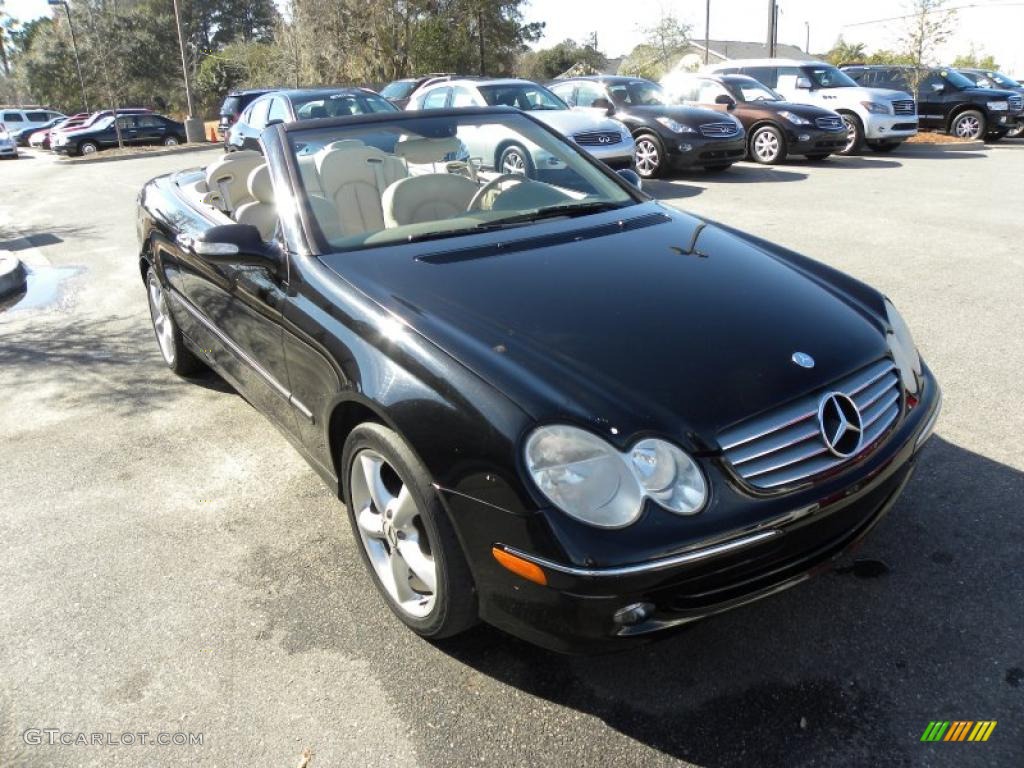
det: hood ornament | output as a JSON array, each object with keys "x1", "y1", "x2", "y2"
[{"x1": 792, "y1": 352, "x2": 815, "y2": 369}]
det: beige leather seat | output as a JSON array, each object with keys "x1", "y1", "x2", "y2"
[
  {"x1": 382, "y1": 174, "x2": 479, "y2": 228},
  {"x1": 204, "y1": 150, "x2": 264, "y2": 213},
  {"x1": 234, "y1": 164, "x2": 277, "y2": 241},
  {"x1": 315, "y1": 144, "x2": 406, "y2": 235},
  {"x1": 394, "y1": 136, "x2": 463, "y2": 167}
]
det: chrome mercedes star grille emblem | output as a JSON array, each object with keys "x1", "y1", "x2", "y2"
[
  {"x1": 791, "y1": 352, "x2": 815, "y2": 368},
  {"x1": 818, "y1": 392, "x2": 863, "y2": 458}
]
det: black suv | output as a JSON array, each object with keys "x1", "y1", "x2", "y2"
[
  {"x1": 218, "y1": 88, "x2": 274, "y2": 144},
  {"x1": 548, "y1": 75, "x2": 746, "y2": 177},
  {"x1": 843, "y1": 65, "x2": 1023, "y2": 141},
  {"x1": 957, "y1": 68, "x2": 1024, "y2": 138}
]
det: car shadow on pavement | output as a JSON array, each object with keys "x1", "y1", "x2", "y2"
[
  {"x1": 686, "y1": 165, "x2": 809, "y2": 184},
  {"x1": 892, "y1": 149, "x2": 989, "y2": 160},
  {"x1": 429, "y1": 436, "x2": 1023, "y2": 768},
  {"x1": 818, "y1": 157, "x2": 903, "y2": 170}
]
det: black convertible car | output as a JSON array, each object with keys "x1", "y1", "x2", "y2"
[{"x1": 137, "y1": 107, "x2": 940, "y2": 652}]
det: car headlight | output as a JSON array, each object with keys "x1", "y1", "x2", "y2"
[
  {"x1": 524, "y1": 425, "x2": 707, "y2": 528},
  {"x1": 860, "y1": 101, "x2": 891, "y2": 115},
  {"x1": 656, "y1": 116, "x2": 696, "y2": 133},
  {"x1": 779, "y1": 110, "x2": 810, "y2": 125},
  {"x1": 987, "y1": 100, "x2": 1008, "y2": 111},
  {"x1": 884, "y1": 299, "x2": 922, "y2": 395}
]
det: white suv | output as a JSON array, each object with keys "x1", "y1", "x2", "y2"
[
  {"x1": 702, "y1": 59, "x2": 918, "y2": 154},
  {"x1": 407, "y1": 78, "x2": 635, "y2": 173},
  {"x1": 0, "y1": 107, "x2": 65, "y2": 136}
]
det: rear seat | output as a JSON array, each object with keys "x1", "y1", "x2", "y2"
[
  {"x1": 234, "y1": 164, "x2": 277, "y2": 240},
  {"x1": 204, "y1": 150, "x2": 264, "y2": 214}
]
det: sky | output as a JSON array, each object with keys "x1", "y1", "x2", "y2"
[{"x1": 5, "y1": 0, "x2": 1024, "y2": 76}]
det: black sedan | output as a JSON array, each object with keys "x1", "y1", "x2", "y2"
[
  {"x1": 225, "y1": 87, "x2": 398, "y2": 152},
  {"x1": 137, "y1": 107, "x2": 940, "y2": 652},
  {"x1": 549, "y1": 75, "x2": 746, "y2": 177},
  {"x1": 53, "y1": 113, "x2": 185, "y2": 156}
]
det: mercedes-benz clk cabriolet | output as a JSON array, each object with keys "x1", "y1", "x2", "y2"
[{"x1": 137, "y1": 107, "x2": 940, "y2": 652}]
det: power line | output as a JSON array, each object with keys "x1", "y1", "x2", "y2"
[{"x1": 843, "y1": 2, "x2": 1024, "y2": 28}]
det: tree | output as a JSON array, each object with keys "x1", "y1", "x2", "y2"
[
  {"x1": 866, "y1": 49, "x2": 916, "y2": 65},
  {"x1": 519, "y1": 38, "x2": 606, "y2": 81},
  {"x1": 825, "y1": 36, "x2": 867, "y2": 66},
  {"x1": 952, "y1": 45, "x2": 998, "y2": 70},
  {"x1": 899, "y1": 0, "x2": 957, "y2": 91},
  {"x1": 620, "y1": 10, "x2": 690, "y2": 80}
]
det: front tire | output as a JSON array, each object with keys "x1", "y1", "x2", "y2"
[
  {"x1": 838, "y1": 113, "x2": 864, "y2": 155},
  {"x1": 633, "y1": 132, "x2": 665, "y2": 178},
  {"x1": 163, "y1": 136, "x2": 180, "y2": 146},
  {"x1": 951, "y1": 110, "x2": 985, "y2": 140},
  {"x1": 78, "y1": 140, "x2": 98, "y2": 156},
  {"x1": 497, "y1": 144, "x2": 534, "y2": 178},
  {"x1": 749, "y1": 125, "x2": 787, "y2": 164},
  {"x1": 145, "y1": 268, "x2": 203, "y2": 376},
  {"x1": 342, "y1": 422, "x2": 478, "y2": 639}
]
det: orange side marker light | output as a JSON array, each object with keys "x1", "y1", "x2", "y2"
[{"x1": 492, "y1": 547, "x2": 547, "y2": 586}]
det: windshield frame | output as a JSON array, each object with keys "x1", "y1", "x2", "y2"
[
  {"x1": 805, "y1": 65, "x2": 860, "y2": 89},
  {"x1": 275, "y1": 108, "x2": 645, "y2": 258}
]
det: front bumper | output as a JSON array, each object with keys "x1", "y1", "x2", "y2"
[
  {"x1": 582, "y1": 137, "x2": 636, "y2": 169},
  {"x1": 450, "y1": 368, "x2": 940, "y2": 653},
  {"x1": 667, "y1": 135, "x2": 746, "y2": 168},
  {"x1": 864, "y1": 114, "x2": 918, "y2": 140},
  {"x1": 785, "y1": 126, "x2": 848, "y2": 155},
  {"x1": 0, "y1": 143, "x2": 17, "y2": 157}
]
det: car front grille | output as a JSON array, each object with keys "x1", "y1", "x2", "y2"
[
  {"x1": 892, "y1": 99, "x2": 916, "y2": 115},
  {"x1": 573, "y1": 130, "x2": 622, "y2": 146},
  {"x1": 718, "y1": 358, "x2": 902, "y2": 491},
  {"x1": 815, "y1": 116, "x2": 844, "y2": 130},
  {"x1": 699, "y1": 122, "x2": 740, "y2": 138},
  {"x1": 1009, "y1": 95, "x2": 1023, "y2": 112}
]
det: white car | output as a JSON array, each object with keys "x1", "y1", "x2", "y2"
[
  {"x1": 0, "y1": 124, "x2": 18, "y2": 159},
  {"x1": 0, "y1": 107, "x2": 65, "y2": 139},
  {"x1": 701, "y1": 59, "x2": 918, "y2": 154},
  {"x1": 406, "y1": 78, "x2": 635, "y2": 174}
]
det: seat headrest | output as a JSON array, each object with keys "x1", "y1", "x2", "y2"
[
  {"x1": 394, "y1": 137, "x2": 462, "y2": 164},
  {"x1": 247, "y1": 164, "x2": 274, "y2": 203}
]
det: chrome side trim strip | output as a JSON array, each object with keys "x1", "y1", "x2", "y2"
[
  {"x1": 168, "y1": 287, "x2": 314, "y2": 422},
  {"x1": 497, "y1": 529, "x2": 781, "y2": 579}
]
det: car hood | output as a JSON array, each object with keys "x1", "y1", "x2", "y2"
[
  {"x1": 749, "y1": 100, "x2": 842, "y2": 119},
  {"x1": 320, "y1": 203, "x2": 888, "y2": 449},
  {"x1": 833, "y1": 86, "x2": 914, "y2": 102},
  {"x1": 529, "y1": 109, "x2": 625, "y2": 136},
  {"x1": 629, "y1": 104, "x2": 737, "y2": 125},
  {"x1": 962, "y1": 86, "x2": 1019, "y2": 100}
]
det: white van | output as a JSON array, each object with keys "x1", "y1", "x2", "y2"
[
  {"x1": 0, "y1": 107, "x2": 66, "y2": 136},
  {"x1": 701, "y1": 59, "x2": 918, "y2": 154}
]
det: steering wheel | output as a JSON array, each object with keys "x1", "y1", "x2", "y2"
[{"x1": 467, "y1": 173, "x2": 526, "y2": 212}]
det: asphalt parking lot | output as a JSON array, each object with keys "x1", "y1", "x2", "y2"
[{"x1": 1, "y1": 142, "x2": 1022, "y2": 767}]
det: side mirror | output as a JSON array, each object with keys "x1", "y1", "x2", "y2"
[
  {"x1": 715, "y1": 94, "x2": 737, "y2": 109},
  {"x1": 930, "y1": 82, "x2": 945, "y2": 93},
  {"x1": 795, "y1": 77, "x2": 812, "y2": 90},
  {"x1": 617, "y1": 168, "x2": 643, "y2": 191},
  {"x1": 187, "y1": 224, "x2": 281, "y2": 272},
  {"x1": 592, "y1": 97, "x2": 616, "y2": 116}
]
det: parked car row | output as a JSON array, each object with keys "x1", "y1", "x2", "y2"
[{"x1": 0, "y1": 107, "x2": 188, "y2": 157}]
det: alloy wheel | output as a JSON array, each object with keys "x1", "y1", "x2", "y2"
[
  {"x1": 81, "y1": 142, "x2": 97, "y2": 155},
  {"x1": 842, "y1": 116, "x2": 857, "y2": 152},
  {"x1": 349, "y1": 449, "x2": 437, "y2": 618},
  {"x1": 501, "y1": 149, "x2": 526, "y2": 175},
  {"x1": 634, "y1": 138, "x2": 660, "y2": 176},
  {"x1": 753, "y1": 129, "x2": 781, "y2": 162},
  {"x1": 146, "y1": 275, "x2": 176, "y2": 365},
  {"x1": 954, "y1": 115, "x2": 982, "y2": 139},
  {"x1": 164, "y1": 137, "x2": 179, "y2": 146}
]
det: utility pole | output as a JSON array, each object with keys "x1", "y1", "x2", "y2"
[
  {"x1": 704, "y1": 0, "x2": 710, "y2": 65},
  {"x1": 170, "y1": 0, "x2": 202, "y2": 142},
  {"x1": 766, "y1": 0, "x2": 776, "y2": 57},
  {"x1": 0, "y1": 23, "x2": 10, "y2": 76},
  {"x1": 804, "y1": 21, "x2": 810, "y2": 54},
  {"x1": 477, "y1": 5, "x2": 485, "y2": 75},
  {"x1": 47, "y1": 0, "x2": 88, "y2": 112}
]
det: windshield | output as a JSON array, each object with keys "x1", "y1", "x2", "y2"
[
  {"x1": 732, "y1": 78, "x2": 782, "y2": 102},
  {"x1": 607, "y1": 80, "x2": 670, "y2": 106},
  {"x1": 294, "y1": 92, "x2": 397, "y2": 119},
  {"x1": 477, "y1": 84, "x2": 566, "y2": 111},
  {"x1": 288, "y1": 112, "x2": 636, "y2": 253},
  {"x1": 987, "y1": 71, "x2": 1021, "y2": 88},
  {"x1": 380, "y1": 81, "x2": 416, "y2": 100},
  {"x1": 939, "y1": 69, "x2": 976, "y2": 89},
  {"x1": 806, "y1": 65, "x2": 859, "y2": 89},
  {"x1": 221, "y1": 96, "x2": 241, "y2": 116}
]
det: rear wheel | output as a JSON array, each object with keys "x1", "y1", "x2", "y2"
[
  {"x1": 838, "y1": 113, "x2": 864, "y2": 155},
  {"x1": 1007, "y1": 123, "x2": 1024, "y2": 139},
  {"x1": 951, "y1": 110, "x2": 985, "y2": 140},
  {"x1": 163, "y1": 135, "x2": 180, "y2": 146},
  {"x1": 633, "y1": 132, "x2": 665, "y2": 178},
  {"x1": 342, "y1": 422, "x2": 478, "y2": 639},
  {"x1": 145, "y1": 268, "x2": 203, "y2": 376},
  {"x1": 749, "y1": 125, "x2": 787, "y2": 164},
  {"x1": 498, "y1": 144, "x2": 534, "y2": 178}
]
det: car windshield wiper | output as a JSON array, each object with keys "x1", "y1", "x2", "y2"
[{"x1": 479, "y1": 201, "x2": 629, "y2": 227}]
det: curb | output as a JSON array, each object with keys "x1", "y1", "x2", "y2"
[
  {"x1": 57, "y1": 143, "x2": 222, "y2": 166},
  {"x1": 900, "y1": 139, "x2": 985, "y2": 152},
  {"x1": 0, "y1": 255, "x2": 27, "y2": 301}
]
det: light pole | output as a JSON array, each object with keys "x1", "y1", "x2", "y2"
[
  {"x1": 47, "y1": 0, "x2": 88, "y2": 112},
  {"x1": 704, "y1": 0, "x2": 710, "y2": 65},
  {"x1": 804, "y1": 21, "x2": 810, "y2": 53},
  {"x1": 171, "y1": 0, "x2": 203, "y2": 142},
  {"x1": 766, "y1": 0, "x2": 776, "y2": 57}
]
